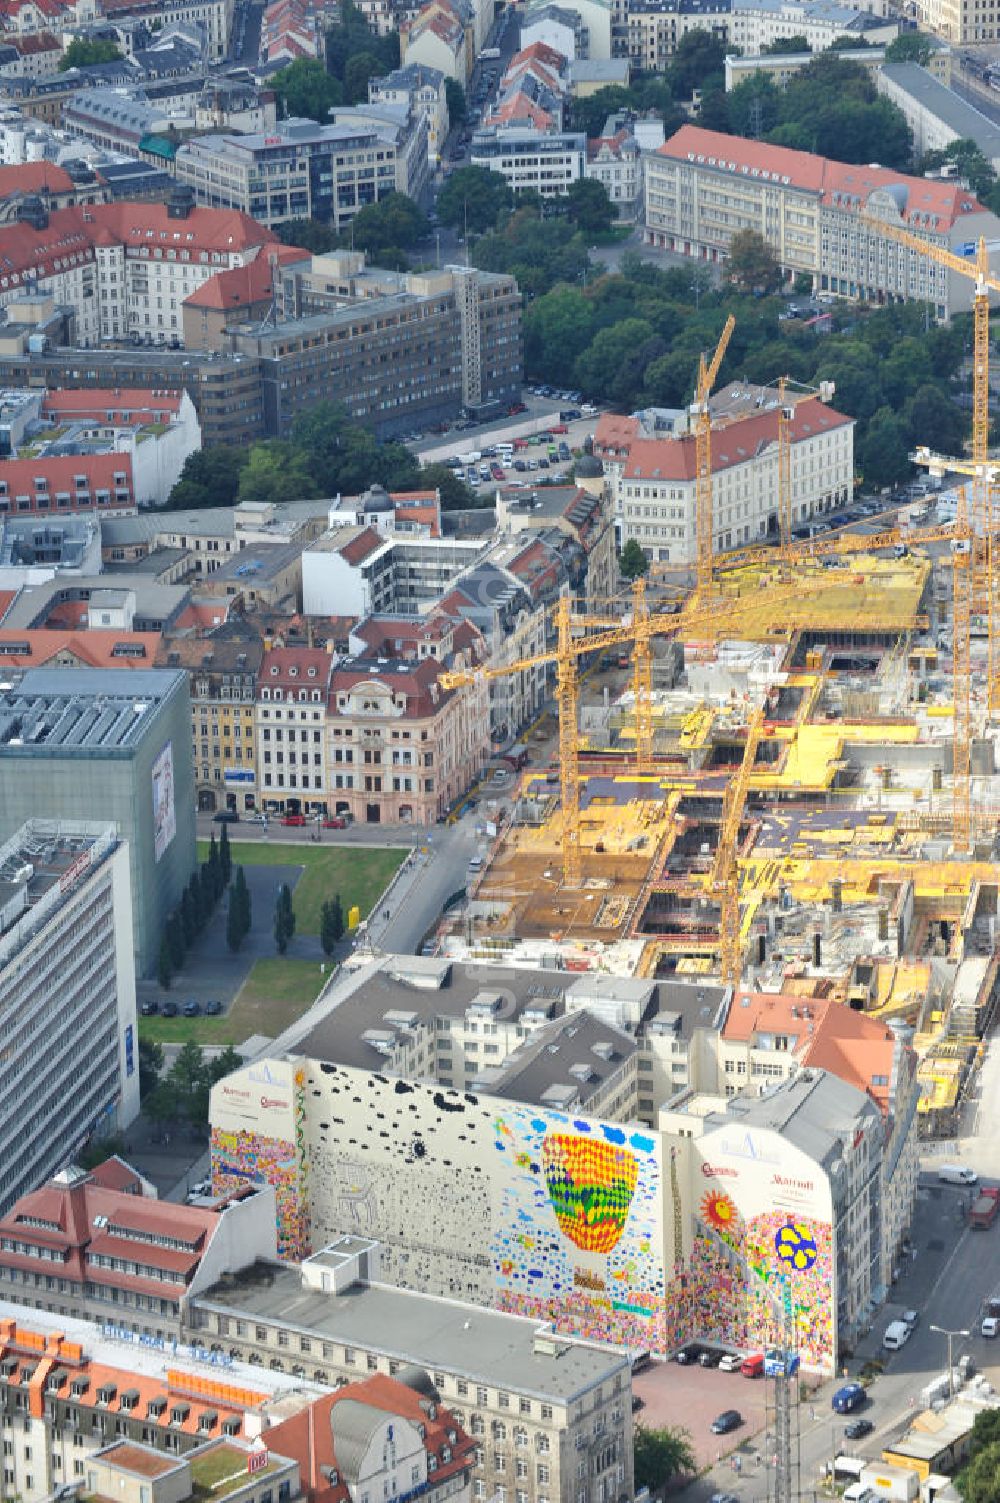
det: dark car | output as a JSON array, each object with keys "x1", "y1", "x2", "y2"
[
  {"x1": 631, "y1": 1395, "x2": 645, "y2": 1413},
  {"x1": 160, "y1": 1000, "x2": 178, "y2": 1017},
  {"x1": 710, "y1": 1411, "x2": 743, "y2": 1435},
  {"x1": 675, "y1": 1343, "x2": 705, "y2": 1365},
  {"x1": 140, "y1": 1000, "x2": 158, "y2": 1016},
  {"x1": 699, "y1": 1348, "x2": 723, "y2": 1368},
  {"x1": 204, "y1": 999, "x2": 223, "y2": 1016},
  {"x1": 183, "y1": 999, "x2": 200, "y2": 1017},
  {"x1": 845, "y1": 1419, "x2": 874, "y2": 1441},
  {"x1": 832, "y1": 1383, "x2": 866, "y2": 1414},
  {"x1": 213, "y1": 810, "x2": 239, "y2": 823}
]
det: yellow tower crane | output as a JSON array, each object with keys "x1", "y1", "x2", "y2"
[
  {"x1": 860, "y1": 217, "x2": 1000, "y2": 850},
  {"x1": 777, "y1": 375, "x2": 794, "y2": 557},
  {"x1": 441, "y1": 581, "x2": 821, "y2": 889},
  {"x1": 692, "y1": 314, "x2": 736, "y2": 600},
  {"x1": 630, "y1": 576, "x2": 654, "y2": 771},
  {"x1": 712, "y1": 704, "x2": 767, "y2": 986}
]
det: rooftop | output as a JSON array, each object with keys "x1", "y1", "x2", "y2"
[
  {"x1": 880, "y1": 62, "x2": 1000, "y2": 160},
  {"x1": 195, "y1": 1261, "x2": 628, "y2": 1401},
  {"x1": 0, "y1": 819, "x2": 117, "y2": 966},
  {"x1": 0, "y1": 667, "x2": 185, "y2": 754},
  {"x1": 701, "y1": 1068, "x2": 879, "y2": 1166}
]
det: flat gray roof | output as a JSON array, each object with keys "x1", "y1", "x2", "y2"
[
  {"x1": 702, "y1": 1068, "x2": 876, "y2": 1165},
  {"x1": 0, "y1": 667, "x2": 184, "y2": 754},
  {"x1": 880, "y1": 62, "x2": 1000, "y2": 160},
  {"x1": 195, "y1": 1262, "x2": 628, "y2": 1400}
]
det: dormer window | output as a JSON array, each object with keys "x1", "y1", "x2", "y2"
[
  {"x1": 270, "y1": 665, "x2": 279, "y2": 675},
  {"x1": 289, "y1": 666, "x2": 298, "y2": 677}
]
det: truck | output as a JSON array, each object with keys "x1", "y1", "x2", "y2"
[
  {"x1": 969, "y1": 1185, "x2": 1000, "y2": 1228},
  {"x1": 860, "y1": 1464, "x2": 920, "y2": 1503}
]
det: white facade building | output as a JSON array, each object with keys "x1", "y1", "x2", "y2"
[
  {"x1": 470, "y1": 127, "x2": 585, "y2": 196},
  {"x1": 0, "y1": 819, "x2": 139, "y2": 1214},
  {"x1": 596, "y1": 388, "x2": 855, "y2": 561}
]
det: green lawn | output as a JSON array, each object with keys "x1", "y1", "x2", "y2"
[
  {"x1": 139, "y1": 957, "x2": 330, "y2": 1046},
  {"x1": 197, "y1": 840, "x2": 405, "y2": 933}
]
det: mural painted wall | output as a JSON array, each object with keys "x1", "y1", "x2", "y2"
[
  {"x1": 682, "y1": 1125, "x2": 836, "y2": 1372},
  {"x1": 232, "y1": 1061, "x2": 673, "y2": 1356},
  {"x1": 210, "y1": 1059, "x2": 309, "y2": 1261}
]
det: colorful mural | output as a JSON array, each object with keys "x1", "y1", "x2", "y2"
[
  {"x1": 490, "y1": 1106, "x2": 668, "y2": 1354},
  {"x1": 211, "y1": 1126, "x2": 308, "y2": 1261}
]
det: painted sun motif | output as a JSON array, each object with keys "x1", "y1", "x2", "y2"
[{"x1": 700, "y1": 1189, "x2": 740, "y2": 1234}]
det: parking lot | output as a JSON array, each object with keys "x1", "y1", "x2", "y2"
[{"x1": 633, "y1": 1359, "x2": 770, "y2": 1470}]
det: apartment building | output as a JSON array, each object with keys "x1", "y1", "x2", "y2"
[
  {"x1": 0, "y1": 821, "x2": 138, "y2": 1214},
  {"x1": 157, "y1": 627, "x2": 263, "y2": 816},
  {"x1": 32, "y1": 388, "x2": 201, "y2": 508},
  {"x1": 402, "y1": 0, "x2": 470, "y2": 85},
  {"x1": 99, "y1": 0, "x2": 233, "y2": 57},
  {"x1": 0, "y1": 1309, "x2": 313, "y2": 1503},
  {"x1": 255, "y1": 645, "x2": 333, "y2": 816},
  {"x1": 595, "y1": 385, "x2": 854, "y2": 561},
  {"x1": 325, "y1": 655, "x2": 489, "y2": 824},
  {"x1": 174, "y1": 113, "x2": 425, "y2": 232},
  {"x1": 470, "y1": 128, "x2": 585, "y2": 196},
  {"x1": 0, "y1": 1159, "x2": 276, "y2": 1336},
  {"x1": 644, "y1": 123, "x2": 1000, "y2": 316},
  {"x1": 0, "y1": 186, "x2": 279, "y2": 348},
  {"x1": 877, "y1": 60, "x2": 1000, "y2": 168},
  {"x1": 189, "y1": 1243, "x2": 633, "y2": 1503},
  {"x1": 369, "y1": 63, "x2": 449, "y2": 165},
  {"x1": 0, "y1": 452, "x2": 136, "y2": 519},
  {"x1": 623, "y1": 0, "x2": 894, "y2": 67}
]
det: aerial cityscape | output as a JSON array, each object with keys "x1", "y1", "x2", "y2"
[{"x1": 4, "y1": 1, "x2": 1000, "y2": 1503}]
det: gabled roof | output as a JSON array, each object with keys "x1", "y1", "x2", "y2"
[
  {"x1": 41, "y1": 388, "x2": 183, "y2": 422},
  {"x1": 621, "y1": 396, "x2": 852, "y2": 482},
  {"x1": 0, "y1": 630, "x2": 160, "y2": 667},
  {"x1": 183, "y1": 243, "x2": 307, "y2": 311}
]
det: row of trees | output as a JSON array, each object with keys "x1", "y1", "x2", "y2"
[
  {"x1": 275, "y1": 189, "x2": 430, "y2": 267},
  {"x1": 274, "y1": 883, "x2": 297, "y2": 954},
  {"x1": 158, "y1": 830, "x2": 232, "y2": 989},
  {"x1": 169, "y1": 402, "x2": 476, "y2": 512},
  {"x1": 520, "y1": 256, "x2": 968, "y2": 490},
  {"x1": 140, "y1": 1038, "x2": 244, "y2": 1139},
  {"x1": 226, "y1": 866, "x2": 253, "y2": 953},
  {"x1": 321, "y1": 895, "x2": 346, "y2": 953}
]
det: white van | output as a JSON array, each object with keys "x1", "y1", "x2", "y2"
[
  {"x1": 938, "y1": 1164, "x2": 978, "y2": 1185},
  {"x1": 844, "y1": 1486, "x2": 876, "y2": 1503},
  {"x1": 883, "y1": 1320, "x2": 911, "y2": 1351}
]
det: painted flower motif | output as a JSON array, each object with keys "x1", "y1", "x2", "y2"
[{"x1": 700, "y1": 1189, "x2": 740, "y2": 1234}]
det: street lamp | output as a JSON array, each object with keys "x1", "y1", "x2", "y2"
[{"x1": 929, "y1": 1324, "x2": 970, "y2": 1398}]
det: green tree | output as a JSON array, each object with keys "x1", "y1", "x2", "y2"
[
  {"x1": 180, "y1": 884, "x2": 198, "y2": 947},
  {"x1": 208, "y1": 832, "x2": 222, "y2": 893},
  {"x1": 620, "y1": 538, "x2": 649, "y2": 579},
  {"x1": 438, "y1": 165, "x2": 512, "y2": 234},
  {"x1": 274, "y1": 883, "x2": 295, "y2": 954},
  {"x1": 568, "y1": 83, "x2": 638, "y2": 138},
  {"x1": 234, "y1": 865, "x2": 252, "y2": 941},
  {"x1": 921, "y1": 137, "x2": 995, "y2": 198},
  {"x1": 632, "y1": 1425, "x2": 695, "y2": 1494},
  {"x1": 226, "y1": 884, "x2": 244, "y2": 953},
  {"x1": 565, "y1": 177, "x2": 614, "y2": 235},
  {"x1": 157, "y1": 935, "x2": 173, "y2": 990},
  {"x1": 166, "y1": 910, "x2": 185, "y2": 970},
  {"x1": 575, "y1": 318, "x2": 653, "y2": 404},
  {"x1": 727, "y1": 72, "x2": 781, "y2": 137},
  {"x1": 168, "y1": 445, "x2": 247, "y2": 509},
  {"x1": 957, "y1": 1440, "x2": 1000, "y2": 1503},
  {"x1": 885, "y1": 31, "x2": 934, "y2": 63},
  {"x1": 345, "y1": 191, "x2": 429, "y2": 264},
  {"x1": 727, "y1": 228, "x2": 782, "y2": 293},
  {"x1": 276, "y1": 217, "x2": 339, "y2": 253},
  {"x1": 209, "y1": 1045, "x2": 244, "y2": 1084},
  {"x1": 59, "y1": 36, "x2": 123, "y2": 70},
  {"x1": 138, "y1": 1037, "x2": 164, "y2": 1100},
  {"x1": 860, "y1": 405, "x2": 911, "y2": 489},
  {"x1": 145, "y1": 1079, "x2": 181, "y2": 1141},
  {"x1": 344, "y1": 50, "x2": 380, "y2": 103},
  {"x1": 321, "y1": 898, "x2": 340, "y2": 955},
  {"x1": 272, "y1": 57, "x2": 342, "y2": 123},
  {"x1": 667, "y1": 28, "x2": 726, "y2": 98},
  {"x1": 238, "y1": 441, "x2": 321, "y2": 504},
  {"x1": 326, "y1": 0, "x2": 399, "y2": 86},
  {"x1": 445, "y1": 78, "x2": 465, "y2": 125},
  {"x1": 420, "y1": 462, "x2": 476, "y2": 510},
  {"x1": 219, "y1": 822, "x2": 232, "y2": 886},
  {"x1": 763, "y1": 33, "x2": 809, "y2": 52},
  {"x1": 829, "y1": 32, "x2": 871, "y2": 48}
]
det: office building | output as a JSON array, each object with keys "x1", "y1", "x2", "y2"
[
  {"x1": 595, "y1": 383, "x2": 855, "y2": 561},
  {"x1": 644, "y1": 123, "x2": 1000, "y2": 316},
  {"x1": 190, "y1": 1242, "x2": 633, "y2": 1503},
  {"x1": 0, "y1": 667, "x2": 195, "y2": 973},
  {"x1": 0, "y1": 821, "x2": 138, "y2": 1214},
  {"x1": 174, "y1": 113, "x2": 427, "y2": 233},
  {"x1": 0, "y1": 1158, "x2": 277, "y2": 1335},
  {"x1": 470, "y1": 128, "x2": 585, "y2": 197}
]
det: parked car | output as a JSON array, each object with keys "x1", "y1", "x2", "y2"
[
  {"x1": 323, "y1": 816, "x2": 347, "y2": 828},
  {"x1": 699, "y1": 1348, "x2": 723, "y2": 1368},
  {"x1": 845, "y1": 1420, "x2": 874, "y2": 1441},
  {"x1": 213, "y1": 810, "x2": 239, "y2": 823},
  {"x1": 282, "y1": 814, "x2": 306, "y2": 826},
  {"x1": 248, "y1": 813, "x2": 268, "y2": 825},
  {"x1": 832, "y1": 1383, "x2": 866, "y2": 1414},
  {"x1": 902, "y1": 1309, "x2": 920, "y2": 1329},
  {"x1": 982, "y1": 1316, "x2": 999, "y2": 1338},
  {"x1": 710, "y1": 1411, "x2": 743, "y2": 1435},
  {"x1": 160, "y1": 1000, "x2": 178, "y2": 1017},
  {"x1": 183, "y1": 998, "x2": 200, "y2": 1017},
  {"x1": 674, "y1": 1343, "x2": 705, "y2": 1365},
  {"x1": 718, "y1": 1353, "x2": 743, "y2": 1373},
  {"x1": 740, "y1": 1353, "x2": 764, "y2": 1379},
  {"x1": 204, "y1": 999, "x2": 223, "y2": 1016},
  {"x1": 631, "y1": 1395, "x2": 645, "y2": 1413},
  {"x1": 140, "y1": 1000, "x2": 158, "y2": 1016}
]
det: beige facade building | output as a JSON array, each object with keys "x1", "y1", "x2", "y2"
[
  {"x1": 625, "y1": 0, "x2": 894, "y2": 71},
  {"x1": 644, "y1": 123, "x2": 1000, "y2": 317}
]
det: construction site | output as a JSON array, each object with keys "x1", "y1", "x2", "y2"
[{"x1": 436, "y1": 252, "x2": 1000, "y2": 1150}]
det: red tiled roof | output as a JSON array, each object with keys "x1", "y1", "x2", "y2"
[
  {"x1": 42, "y1": 388, "x2": 183, "y2": 423},
  {"x1": 0, "y1": 590, "x2": 16, "y2": 624},
  {"x1": 265, "y1": 1373, "x2": 476, "y2": 1503},
  {"x1": 337, "y1": 527, "x2": 385, "y2": 566},
  {"x1": 659, "y1": 125, "x2": 987, "y2": 231},
  {"x1": 87, "y1": 1156, "x2": 144, "y2": 1194},
  {"x1": 621, "y1": 396, "x2": 852, "y2": 483},
  {"x1": 0, "y1": 631, "x2": 160, "y2": 667},
  {"x1": 0, "y1": 452, "x2": 133, "y2": 502},
  {"x1": 0, "y1": 163, "x2": 72, "y2": 201},
  {"x1": 329, "y1": 655, "x2": 451, "y2": 718},
  {"x1": 183, "y1": 244, "x2": 308, "y2": 311},
  {"x1": 258, "y1": 644, "x2": 333, "y2": 695}
]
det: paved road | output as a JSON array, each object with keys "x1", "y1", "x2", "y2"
[
  {"x1": 197, "y1": 814, "x2": 423, "y2": 848},
  {"x1": 364, "y1": 818, "x2": 485, "y2": 954}
]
